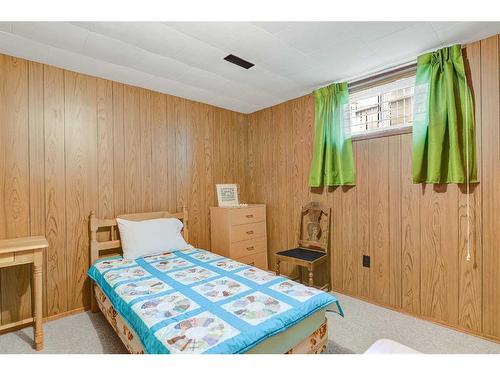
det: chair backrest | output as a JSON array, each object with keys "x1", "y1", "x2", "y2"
[{"x1": 298, "y1": 202, "x2": 331, "y2": 253}]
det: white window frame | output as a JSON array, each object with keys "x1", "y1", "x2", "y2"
[{"x1": 347, "y1": 75, "x2": 416, "y2": 141}]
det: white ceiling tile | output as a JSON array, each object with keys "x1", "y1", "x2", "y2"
[
  {"x1": 83, "y1": 32, "x2": 145, "y2": 68},
  {"x1": 367, "y1": 23, "x2": 441, "y2": 65},
  {"x1": 10, "y1": 22, "x2": 89, "y2": 54},
  {"x1": 341, "y1": 22, "x2": 415, "y2": 43},
  {"x1": 164, "y1": 22, "x2": 247, "y2": 51},
  {"x1": 252, "y1": 22, "x2": 294, "y2": 34},
  {"x1": 429, "y1": 22, "x2": 460, "y2": 32},
  {"x1": 1, "y1": 21, "x2": 498, "y2": 113},
  {"x1": 272, "y1": 22, "x2": 349, "y2": 54},
  {"x1": 73, "y1": 22, "x2": 189, "y2": 58},
  {"x1": 433, "y1": 22, "x2": 500, "y2": 46}
]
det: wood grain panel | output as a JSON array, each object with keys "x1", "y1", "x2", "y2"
[
  {"x1": 356, "y1": 140, "x2": 371, "y2": 298},
  {"x1": 388, "y1": 135, "x2": 402, "y2": 308},
  {"x1": 64, "y1": 72, "x2": 97, "y2": 310},
  {"x1": 187, "y1": 101, "x2": 201, "y2": 247},
  {"x1": 97, "y1": 78, "x2": 114, "y2": 220},
  {"x1": 275, "y1": 103, "x2": 288, "y2": 263},
  {"x1": 458, "y1": 40, "x2": 482, "y2": 333},
  {"x1": 139, "y1": 89, "x2": 152, "y2": 212},
  {"x1": 0, "y1": 55, "x2": 31, "y2": 324},
  {"x1": 165, "y1": 95, "x2": 178, "y2": 213},
  {"x1": 43, "y1": 64, "x2": 67, "y2": 316},
  {"x1": 123, "y1": 85, "x2": 141, "y2": 214},
  {"x1": 112, "y1": 82, "x2": 125, "y2": 216},
  {"x1": 420, "y1": 183, "x2": 459, "y2": 324},
  {"x1": 174, "y1": 97, "x2": 188, "y2": 211},
  {"x1": 369, "y1": 137, "x2": 390, "y2": 305},
  {"x1": 28, "y1": 61, "x2": 47, "y2": 316},
  {"x1": 331, "y1": 187, "x2": 343, "y2": 290},
  {"x1": 151, "y1": 91, "x2": 168, "y2": 212},
  {"x1": 481, "y1": 34, "x2": 500, "y2": 338},
  {"x1": 201, "y1": 104, "x2": 214, "y2": 250},
  {"x1": 289, "y1": 98, "x2": 304, "y2": 250},
  {"x1": 400, "y1": 133, "x2": 421, "y2": 314}
]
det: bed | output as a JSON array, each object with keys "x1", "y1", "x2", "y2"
[{"x1": 88, "y1": 209, "x2": 341, "y2": 354}]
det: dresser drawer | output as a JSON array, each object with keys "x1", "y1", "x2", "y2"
[
  {"x1": 230, "y1": 221, "x2": 266, "y2": 243},
  {"x1": 229, "y1": 206, "x2": 265, "y2": 225},
  {"x1": 0, "y1": 252, "x2": 15, "y2": 265},
  {"x1": 237, "y1": 252, "x2": 268, "y2": 270},
  {"x1": 230, "y1": 236, "x2": 267, "y2": 259}
]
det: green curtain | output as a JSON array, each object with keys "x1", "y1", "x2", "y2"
[
  {"x1": 412, "y1": 44, "x2": 477, "y2": 183},
  {"x1": 309, "y1": 82, "x2": 355, "y2": 187}
]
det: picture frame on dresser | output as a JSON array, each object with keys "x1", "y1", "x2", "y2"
[{"x1": 215, "y1": 184, "x2": 240, "y2": 207}]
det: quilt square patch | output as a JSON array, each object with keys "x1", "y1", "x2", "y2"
[
  {"x1": 235, "y1": 267, "x2": 279, "y2": 285},
  {"x1": 169, "y1": 266, "x2": 217, "y2": 285},
  {"x1": 192, "y1": 277, "x2": 250, "y2": 302},
  {"x1": 151, "y1": 257, "x2": 194, "y2": 272},
  {"x1": 104, "y1": 266, "x2": 151, "y2": 286},
  {"x1": 115, "y1": 278, "x2": 171, "y2": 303},
  {"x1": 155, "y1": 311, "x2": 239, "y2": 354},
  {"x1": 269, "y1": 280, "x2": 322, "y2": 302},
  {"x1": 177, "y1": 247, "x2": 199, "y2": 255},
  {"x1": 132, "y1": 291, "x2": 199, "y2": 327},
  {"x1": 190, "y1": 251, "x2": 223, "y2": 262},
  {"x1": 210, "y1": 259, "x2": 246, "y2": 271},
  {"x1": 143, "y1": 252, "x2": 176, "y2": 263},
  {"x1": 222, "y1": 291, "x2": 291, "y2": 326},
  {"x1": 94, "y1": 258, "x2": 137, "y2": 272}
]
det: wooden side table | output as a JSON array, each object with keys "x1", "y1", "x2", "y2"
[{"x1": 0, "y1": 236, "x2": 48, "y2": 351}]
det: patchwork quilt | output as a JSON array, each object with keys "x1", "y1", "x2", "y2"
[{"x1": 88, "y1": 248, "x2": 339, "y2": 354}]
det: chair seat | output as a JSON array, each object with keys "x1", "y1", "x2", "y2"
[{"x1": 276, "y1": 247, "x2": 326, "y2": 262}]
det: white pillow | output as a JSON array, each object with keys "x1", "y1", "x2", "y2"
[{"x1": 116, "y1": 217, "x2": 192, "y2": 259}]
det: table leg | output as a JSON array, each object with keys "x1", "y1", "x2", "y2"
[
  {"x1": 33, "y1": 250, "x2": 43, "y2": 351},
  {"x1": 275, "y1": 259, "x2": 280, "y2": 276},
  {"x1": 308, "y1": 267, "x2": 314, "y2": 287}
]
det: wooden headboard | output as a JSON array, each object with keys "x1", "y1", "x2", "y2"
[{"x1": 89, "y1": 208, "x2": 189, "y2": 267}]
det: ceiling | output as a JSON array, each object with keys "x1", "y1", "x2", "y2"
[{"x1": 0, "y1": 22, "x2": 499, "y2": 113}]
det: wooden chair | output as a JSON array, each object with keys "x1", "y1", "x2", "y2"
[{"x1": 275, "y1": 202, "x2": 331, "y2": 291}]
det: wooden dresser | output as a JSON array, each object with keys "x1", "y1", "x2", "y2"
[{"x1": 210, "y1": 204, "x2": 268, "y2": 269}]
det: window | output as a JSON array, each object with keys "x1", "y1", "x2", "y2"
[{"x1": 347, "y1": 75, "x2": 416, "y2": 137}]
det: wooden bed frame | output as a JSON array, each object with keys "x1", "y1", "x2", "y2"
[
  {"x1": 88, "y1": 209, "x2": 328, "y2": 354},
  {"x1": 89, "y1": 208, "x2": 189, "y2": 313}
]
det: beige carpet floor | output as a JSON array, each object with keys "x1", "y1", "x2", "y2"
[{"x1": 0, "y1": 292, "x2": 499, "y2": 354}]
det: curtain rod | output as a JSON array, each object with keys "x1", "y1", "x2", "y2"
[
  {"x1": 312, "y1": 59, "x2": 417, "y2": 93},
  {"x1": 348, "y1": 61, "x2": 417, "y2": 90}
]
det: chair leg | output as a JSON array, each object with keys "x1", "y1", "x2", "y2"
[
  {"x1": 275, "y1": 259, "x2": 280, "y2": 276},
  {"x1": 308, "y1": 268, "x2": 314, "y2": 287}
]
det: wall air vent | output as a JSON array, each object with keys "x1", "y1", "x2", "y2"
[{"x1": 224, "y1": 54, "x2": 254, "y2": 69}]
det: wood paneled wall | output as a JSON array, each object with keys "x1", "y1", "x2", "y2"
[
  {"x1": 247, "y1": 35, "x2": 500, "y2": 341},
  {"x1": 0, "y1": 54, "x2": 247, "y2": 323},
  {"x1": 0, "y1": 35, "x2": 498, "y2": 342}
]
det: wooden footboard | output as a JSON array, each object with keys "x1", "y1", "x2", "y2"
[
  {"x1": 94, "y1": 285, "x2": 327, "y2": 354},
  {"x1": 285, "y1": 320, "x2": 327, "y2": 354},
  {"x1": 94, "y1": 284, "x2": 145, "y2": 354}
]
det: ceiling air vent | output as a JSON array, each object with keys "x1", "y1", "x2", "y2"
[{"x1": 224, "y1": 54, "x2": 254, "y2": 69}]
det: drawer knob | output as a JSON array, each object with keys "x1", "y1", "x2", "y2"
[
  {"x1": 245, "y1": 214, "x2": 254, "y2": 218},
  {"x1": 246, "y1": 230, "x2": 254, "y2": 235},
  {"x1": 246, "y1": 246, "x2": 254, "y2": 251}
]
